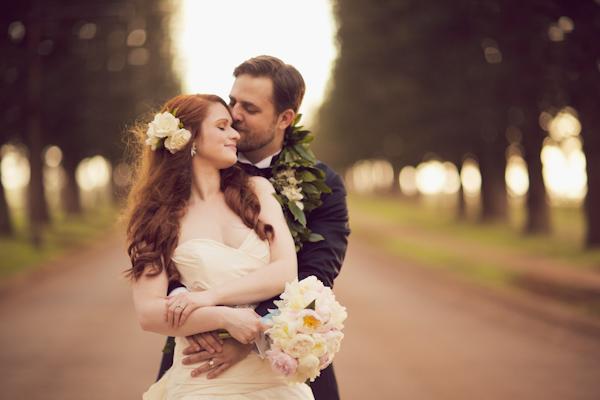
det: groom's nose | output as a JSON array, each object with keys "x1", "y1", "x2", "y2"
[{"x1": 230, "y1": 103, "x2": 243, "y2": 123}]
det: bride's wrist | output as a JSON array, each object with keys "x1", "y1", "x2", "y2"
[{"x1": 208, "y1": 287, "x2": 223, "y2": 306}]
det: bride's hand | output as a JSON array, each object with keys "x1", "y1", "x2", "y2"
[
  {"x1": 165, "y1": 291, "x2": 217, "y2": 328},
  {"x1": 222, "y1": 308, "x2": 267, "y2": 344}
]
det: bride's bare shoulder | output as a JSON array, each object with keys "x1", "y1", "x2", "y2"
[{"x1": 249, "y1": 175, "x2": 275, "y2": 194}]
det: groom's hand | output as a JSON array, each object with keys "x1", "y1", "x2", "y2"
[
  {"x1": 185, "y1": 331, "x2": 224, "y2": 354},
  {"x1": 182, "y1": 338, "x2": 253, "y2": 379}
]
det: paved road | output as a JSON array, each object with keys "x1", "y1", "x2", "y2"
[{"x1": 1, "y1": 234, "x2": 600, "y2": 400}]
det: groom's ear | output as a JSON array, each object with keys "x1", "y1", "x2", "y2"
[{"x1": 276, "y1": 109, "x2": 295, "y2": 130}]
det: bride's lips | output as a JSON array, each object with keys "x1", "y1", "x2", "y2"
[{"x1": 225, "y1": 144, "x2": 237, "y2": 150}]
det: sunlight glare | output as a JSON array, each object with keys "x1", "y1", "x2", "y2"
[
  {"x1": 174, "y1": 0, "x2": 337, "y2": 124},
  {"x1": 443, "y1": 162, "x2": 461, "y2": 194},
  {"x1": 44, "y1": 145, "x2": 63, "y2": 168},
  {"x1": 461, "y1": 159, "x2": 482, "y2": 196},
  {"x1": 399, "y1": 166, "x2": 417, "y2": 196},
  {"x1": 505, "y1": 156, "x2": 529, "y2": 197},
  {"x1": 549, "y1": 108, "x2": 581, "y2": 141},
  {"x1": 0, "y1": 146, "x2": 30, "y2": 189},
  {"x1": 76, "y1": 156, "x2": 112, "y2": 191},
  {"x1": 416, "y1": 160, "x2": 446, "y2": 195},
  {"x1": 541, "y1": 142, "x2": 587, "y2": 204}
]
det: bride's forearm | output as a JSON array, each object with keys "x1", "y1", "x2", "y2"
[
  {"x1": 210, "y1": 259, "x2": 296, "y2": 306},
  {"x1": 137, "y1": 298, "x2": 228, "y2": 336}
]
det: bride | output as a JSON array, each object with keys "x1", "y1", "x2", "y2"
[{"x1": 123, "y1": 94, "x2": 314, "y2": 399}]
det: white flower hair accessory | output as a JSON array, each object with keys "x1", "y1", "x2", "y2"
[{"x1": 145, "y1": 108, "x2": 192, "y2": 154}]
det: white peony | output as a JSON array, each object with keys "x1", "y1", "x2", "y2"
[
  {"x1": 283, "y1": 334, "x2": 315, "y2": 359},
  {"x1": 150, "y1": 111, "x2": 180, "y2": 138},
  {"x1": 164, "y1": 129, "x2": 191, "y2": 153},
  {"x1": 297, "y1": 353, "x2": 320, "y2": 375}
]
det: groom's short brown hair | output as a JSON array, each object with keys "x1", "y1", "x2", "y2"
[{"x1": 233, "y1": 55, "x2": 305, "y2": 116}]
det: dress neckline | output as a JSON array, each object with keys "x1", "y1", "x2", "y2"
[{"x1": 175, "y1": 230, "x2": 256, "y2": 253}]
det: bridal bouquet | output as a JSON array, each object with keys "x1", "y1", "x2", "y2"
[{"x1": 263, "y1": 276, "x2": 347, "y2": 386}]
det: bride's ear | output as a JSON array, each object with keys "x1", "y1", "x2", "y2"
[{"x1": 277, "y1": 109, "x2": 295, "y2": 130}]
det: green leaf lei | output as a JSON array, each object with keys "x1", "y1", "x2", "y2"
[{"x1": 269, "y1": 114, "x2": 332, "y2": 252}]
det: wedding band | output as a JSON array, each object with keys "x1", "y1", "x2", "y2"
[
  {"x1": 249, "y1": 339, "x2": 255, "y2": 345},
  {"x1": 176, "y1": 304, "x2": 183, "y2": 309},
  {"x1": 209, "y1": 359, "x2": 215, "y2": 367}
]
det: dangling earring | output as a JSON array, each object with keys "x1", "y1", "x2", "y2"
[{"x1": 191, "y1": 143, "x2": 197, "y2": 157}]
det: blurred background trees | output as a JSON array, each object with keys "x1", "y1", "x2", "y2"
[
  {"x1": 1, "y1": 0, "x2": 599, "y2": 252},
  {"x1": 0, "y1": 0, "x2": 181, "y2": 245},
  {"x1": 316, "y1": 0, "x2": 600, "y2": 248}
]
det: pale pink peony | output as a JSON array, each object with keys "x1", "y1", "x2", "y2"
[
  {"x1": 266, "y1": 346, "x2": 298, "y2": 377},
  {"x1": 318, "y1": 353, "x2": 332, "y2": 370}
]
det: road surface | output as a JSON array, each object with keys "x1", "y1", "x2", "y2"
[{"x1": 1, "y1": 234, "x2": 599, "y2": 399}]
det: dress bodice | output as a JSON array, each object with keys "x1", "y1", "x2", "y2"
[{"x1": 172, "y1": 230, "x2": 270, "y2": 292}]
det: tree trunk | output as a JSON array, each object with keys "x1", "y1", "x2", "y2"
[
  {"x1": 478, "y1": 145, "x2": 508, "y2": 222},
  {"x1": 560, "y1": 0, "x2": 600, "y2": 248},
  {"x1": 520, "y1": 113, "x2": 551, "y2": 234},
  {"x1": 0, "y1": 152, "x2": 13, "y2": 236},
  {"x1": 579, "y1": 109, "x2": 600, "y2": 248},
  {"x1": 26, "y1": 18, "x2": 49, "y2": 247},
  {"x1": 61, "y1": 152, "x2": 82, "y2": 215}
]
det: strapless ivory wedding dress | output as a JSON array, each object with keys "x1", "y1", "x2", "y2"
[{"x1": 143, "y1": 230, "x2": 314, "y2": 400}]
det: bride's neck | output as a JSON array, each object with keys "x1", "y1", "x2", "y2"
[{"x1": 189, "y1": 165, "x2": 221, "y2": 202}]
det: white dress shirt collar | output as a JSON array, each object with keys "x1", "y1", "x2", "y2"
[{"x1": 237, "y1": 150, "x2": 281, "y2": 169}]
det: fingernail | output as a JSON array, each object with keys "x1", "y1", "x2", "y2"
[{"x1": 191, "y1": 371, "x2": 196, "y2": 377}]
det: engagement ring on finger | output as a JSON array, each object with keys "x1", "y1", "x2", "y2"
[
  {"x1": 209, "y1": 359, "x2": 215, "y2": 367},
  {"x1": 249, "y1": 339, "x2": 255, "y2": 345},
  {"x1": 176, "y1": 304, "x2": 183, "y2": 309}
]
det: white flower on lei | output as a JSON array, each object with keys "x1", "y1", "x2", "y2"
[{"x1": 281, "y1": 185, "x2": 303, "y2": 202}]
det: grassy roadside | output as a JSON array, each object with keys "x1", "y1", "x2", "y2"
[
  {"x1": 0, "y1": 204, "x2": 120, "y2": 280},
  {"x1": 348, "y1": 194, "x2": 600, "y2": 314}
]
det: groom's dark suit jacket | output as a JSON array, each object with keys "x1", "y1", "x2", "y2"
[{"x1": 158, "y1": 159, "x2": 351, "y2": 400}]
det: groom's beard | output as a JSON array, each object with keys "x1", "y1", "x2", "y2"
[{"x1": 234, "y1": 119, "x2": 277, "y2": 153}]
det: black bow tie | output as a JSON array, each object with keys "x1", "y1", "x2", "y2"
[{"x1": 238, "y1": 162, "x2": 272, "y2": 178}]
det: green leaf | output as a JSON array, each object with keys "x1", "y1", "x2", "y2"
[
  {"x1": 303, "y1": 201, "x2": 322, "y2": 212},
  {"x1": 301, "y1": 183, "x2": 319, "y2": 195},
  {"x1": 293, "y1": 113, "x2": 302, "y2": 126},
  {"x1": 299, "y1": 170, "x2": 317, "y2": 182},
  {"x1": 294, "y1": 144, "x2": 315, "y2": 162},
  {"x1": 310, "y1": 167, "x2": 326, "y2": 180},
  {"x1": 313, "y1": 179, "x2": 332, "y2": 193},
  {"x1": 308, "y1": 232, "x2": 324, "y2": 242},
  {"x1": 284, "y1": 150, "x2": 296, "y2": 163},
  {"x1": 288, "y1": 201, "x2": 307, "y2": 226},
  {"x1": 172, "y1": 107, "x2": 179, "y2": 117},
  {"x1": 305, "y1": 299, "x2": 316, "y2": 310},
  {"x1": 162, "y1": 337, "x2": 175, "y2": 353},
  {"x1": 289, "y1": 219, "x2": 304, "y2": 231}
]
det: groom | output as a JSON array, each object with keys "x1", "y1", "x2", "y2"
[{"x1": 159, "y1": 55, "x2": 350, "y2": 400}]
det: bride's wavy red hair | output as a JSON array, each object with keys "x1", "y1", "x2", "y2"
[{"x1": 123, "y1": 94, "x2": 273, "y2": 282}]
